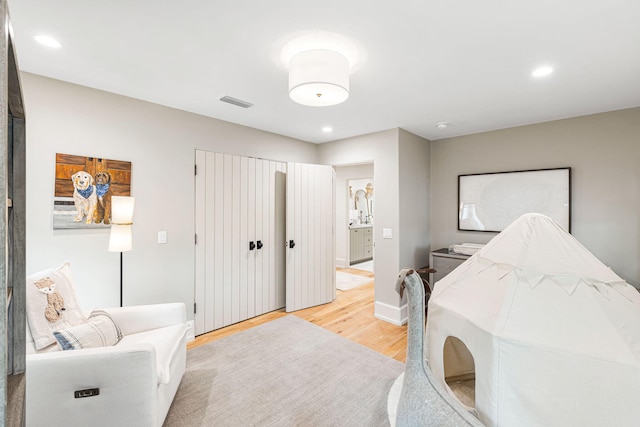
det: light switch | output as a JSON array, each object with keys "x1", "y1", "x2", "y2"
[
  {"x1": 158, "y1": 231, "x2": 167, "y2": 244},
  {"x1": 383, "y1": 228, "x2": 392, "y2": 239}
]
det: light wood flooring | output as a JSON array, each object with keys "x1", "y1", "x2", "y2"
[{"x1": 188, "y1": 267, "x2": 408, "y2": 363}]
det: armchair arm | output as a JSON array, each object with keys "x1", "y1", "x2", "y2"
[
  {"x1": 26, "y1": 344, "x2": 159, "y2": 427},
  {"x1": 101, "y1": 302, "x2": 186, "y2": 336}
]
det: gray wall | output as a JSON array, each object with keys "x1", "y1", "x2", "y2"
[
  {"x1": 318, "y1": 129, "x2": 402, "y2": 321},
  {"x1": 319, "y1": 129, "x2": 431, "y2": 323},
  {"x1": 22, "y1": 72, "x2": 318, "y2": 315},
  {"x1": 430, "y1": 108, "x2": 640, "y2": 287},
  {"x1": 399, "y1": 129, "x2": 431, "y2": 271}
]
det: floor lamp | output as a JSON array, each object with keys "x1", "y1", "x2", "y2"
[{"x1": 108, "y1": 196, "x2": 135, "y2": 307}]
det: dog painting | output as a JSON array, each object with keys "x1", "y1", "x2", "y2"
[
  {"x1": 53, "y1": 153, "x2": 131, "y2": 229},
  {"x1": 71, "y1": 171, "x2": 98, "y2": 224}
]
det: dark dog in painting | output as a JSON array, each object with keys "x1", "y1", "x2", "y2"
[{"x1": 93, "y1": 171, "x2": 112, "y2": 224}]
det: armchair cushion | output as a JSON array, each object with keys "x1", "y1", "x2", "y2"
[
  {"x1": 26, "y1": 262, "x2": 86, "y2": 349},
  {"x1": 53, "y1": 309, "x2": 123, "y2": 350},
  {"x1": 118, "y1": 323, "x2": 186, "y2": 384}
]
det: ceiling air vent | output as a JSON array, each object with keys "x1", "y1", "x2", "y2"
[{"x1": 219, "y1": 95, "x2": 253, "y2": 109}]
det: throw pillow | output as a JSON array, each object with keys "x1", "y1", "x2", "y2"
[
  {"x1": 54, "y1": 310, "x2": 123, "y2": 350},
  {"x1": 26, "y1": 262, "x2": 86, "y2": 350}
]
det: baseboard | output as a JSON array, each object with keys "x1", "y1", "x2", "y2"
[
  {"x1": 336, "y1": 258, "x2": 348, "y2": 269},
  {"x1": 186, "y1": 320, "x2": 195, "y2": 342},
  {"x1": 374, "y1": 301, "x2": 408, "y2": 326}
]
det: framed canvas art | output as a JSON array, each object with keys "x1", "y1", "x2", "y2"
[
  {"x1": 458, "y1": 167, "x2": 571, "y2": 233},
  {"x1": 53, "y1": 153, "x2": 132, "y2": 229}
]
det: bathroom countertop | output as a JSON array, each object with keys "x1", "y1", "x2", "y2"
[{"x1": 349, "y1": 224, "x2": 373, "y2": 229}]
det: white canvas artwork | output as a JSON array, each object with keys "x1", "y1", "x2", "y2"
[{"x1": 458, "y1": 168, "x2": 570, "y2": 232}]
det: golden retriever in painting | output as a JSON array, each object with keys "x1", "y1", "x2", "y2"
[
  {"x1": 93, "y1": 171, "x2": 112, "y2": 224},
  {"x1": 71, "y1": 171, "x2": 97, "y2": 224}
]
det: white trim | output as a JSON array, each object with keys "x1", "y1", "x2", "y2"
[
  {"x1": 186, "y1": 320, "x2": 195, "y2": 342},
  {"x1": 336, "y1": 257, "x2": 348, "y2": 269},
  {"x1": 374, "y1": 300, "x2": 407, "y2": 326}
]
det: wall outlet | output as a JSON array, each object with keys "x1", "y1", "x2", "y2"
[
  {"x1": 158, "y1": 230, "x2": 167, "y2": 244},
  {"x1": 383, "y1": 228, "x2": 392, "y2": 239}
]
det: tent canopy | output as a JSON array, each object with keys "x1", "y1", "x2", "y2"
[{"x1": 427, "y1": 213, "x2": 640, "y2": 426}]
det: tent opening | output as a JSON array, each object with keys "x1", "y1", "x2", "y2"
[{"x1": 443, "y1": 336, "x2": 476, "y2": 408}]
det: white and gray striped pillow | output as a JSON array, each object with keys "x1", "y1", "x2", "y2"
[{"x1": 53, "y1": 310, "x2": 123, "y2": 350}]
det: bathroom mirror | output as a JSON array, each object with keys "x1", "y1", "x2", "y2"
[
  {"x1": 348, "y1": 177, "x2": 374, "y2": 225},
  {"x1": 354, "y1": 189, "x2": 369, "y2": 219}
]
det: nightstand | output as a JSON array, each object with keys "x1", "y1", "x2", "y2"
[{"x1": 429, "y1": 248, "x2": 471, "y2": 287}]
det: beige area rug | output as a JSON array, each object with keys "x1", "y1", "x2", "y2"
[
  {"x1": 164, "y1": 315, "x2": 405, "y2": 427},
  {"x1": 336, "y1": 270, "x2": 373, "y2": 291}
]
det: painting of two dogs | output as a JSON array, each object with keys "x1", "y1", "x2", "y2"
[
  {"x1": 54, "y1": 153, "x2": 131, "y2": 230},
  {"x1": 71, "y1": 170, "x2": 112, "y2": 225}
]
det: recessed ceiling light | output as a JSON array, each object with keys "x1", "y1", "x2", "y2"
[
  {"x1": 435, "y1": 122, "x2": 450, "y2": 130},
  {"x1": 322, "y1": 126, "x2": 333, "y2": 133},
  {"x1": 531, "y1": 66, "x2": 553, "y2": 78},
  {"x1": 34, "y1": 34, "x2": 61, "y2": 48}
]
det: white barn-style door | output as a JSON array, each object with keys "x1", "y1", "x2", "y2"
[
  {"x1": 194, "y1": 152, "x2": 335, "y2": 336},
  {"x1": 194, "y1": 151, "x2": 286, "y2": 335},
  {"x1": 285, "y1": 162, "x2": 335, "y2": 312}
]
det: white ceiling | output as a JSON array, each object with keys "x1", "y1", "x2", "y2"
[{"x1": 8, "y1": 0, "x2": 640, "y2": 143}]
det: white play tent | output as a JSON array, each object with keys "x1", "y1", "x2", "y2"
[{"x1": 427, "y1": 213, "x2": 640, "y2": 426}]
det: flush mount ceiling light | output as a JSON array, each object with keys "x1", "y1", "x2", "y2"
[
  {"x1": 289, "y1": 49, "x2": 349, "y2": 107},
  {"x1": 34, "y1": 34, "x2": 61, "y2": 48},
  {"x1": 531, "y1": 66, "x2": 554, "y2": 78},
  {"x1": 322, "y1": 126, "x2": 333, "y2": 133},
  {"x1": 436, "y1": 122, "x2": 450, "y2": 130},
  {"x1": 279, "y1": 31, "x2": 365, "y2": 107}
]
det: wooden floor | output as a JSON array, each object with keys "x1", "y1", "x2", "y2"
[{"x1": 188, "y1": 267, "x2": 408, "y2": 363}]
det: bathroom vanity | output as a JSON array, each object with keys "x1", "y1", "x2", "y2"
[{"x1": 350, "y1": 225, "x2": 373, "y2": 264}]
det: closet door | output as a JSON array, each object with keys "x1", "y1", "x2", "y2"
[
  {"x1": 195, "y1": 153, "x2": 333, "y2": 334},
  {"x1": 286, "y1": 162, "x2": 336, "y2": 312},
  {"x1": 194, "y1": 151, "x2": 286, "y2": 336},
  {"x1": 253, "y1": 158, "x2": 287, "y2": 316}
]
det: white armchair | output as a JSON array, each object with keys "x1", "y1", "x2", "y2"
[{"x1": 26, "y1": 302, "x2": 188, "y2": 427}]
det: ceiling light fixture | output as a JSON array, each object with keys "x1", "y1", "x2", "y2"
[
  {"x1": 531, "y1": 66, "x2": 554, "y2": 78},
  {"x1": 322, "y1": 126, "x2": 333, "y2": 133},
  {"x1": 289, "y1": 49, "x2": 349, "y2": 107},
  {"x1": 436, "y1": 122, "x2": 450, "y2": 130},
  {"x1": 34, "y1": 34, "x2": 61, "y2": 48}
]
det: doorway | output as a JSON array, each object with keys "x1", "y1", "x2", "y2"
[
  {"x1": 347, "y1": 177, "x2": 374, "y2": 270},
  {"x1": 334, "y1": 163, "x2": 374, "y2": 291},
  {"x1": 443, "y1": 336, "x2": 476, "y2": 409}
]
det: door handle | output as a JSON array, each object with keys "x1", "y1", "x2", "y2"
[
  {"x1": 256, "y1": 240, "x2": 263, "y2": 250},
  {"x1": 249, "y1": 241, "x2": 256, "y2": 251},
  {"x1": 289, "y1": 240, "x2": 295, "y2": 249}
]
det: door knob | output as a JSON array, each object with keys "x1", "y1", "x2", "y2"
[
  {"x1": 289, "y1": 240, "x2": 295, "y2": 249},
  {"x1": 249, "y1": 241, "x2": 255, "y2": 250},
  {"x1": 256, "y1": 240, "x2": 263, "y2": 250}
]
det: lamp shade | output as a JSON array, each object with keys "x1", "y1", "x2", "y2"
[
  {"x1": 111, "y1": 196, "x2": 135, "y2": 224},
  {"x1": 108, "y1": 224, "x2": 132, "y2": 252},
  {"x1": 108, "y1": 196, "x2": 135, "y2": 252},
  {"x1": 289, "y1": 49, "x2": 349, "y2": 107}
]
